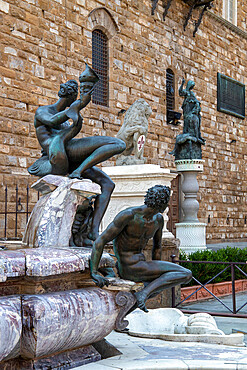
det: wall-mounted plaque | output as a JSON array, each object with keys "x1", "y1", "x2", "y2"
[{"x1": 217, "y1": 73, "x2": 245, "y2": 119}]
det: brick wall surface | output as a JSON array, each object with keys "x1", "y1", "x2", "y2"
[{"x1": 0, "y1": 0, "x2": 246, "y2": 241}]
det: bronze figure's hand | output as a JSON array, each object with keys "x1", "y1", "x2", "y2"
[
  {"x1": 91, "y1": 272, "x2": 109, "y2": 288},
  {"x1": 66, "y1": 99, "x2": 81, "y2": 122},
  {"x1": 79, "y1": 92, "x2": 92, "y2": 108}
]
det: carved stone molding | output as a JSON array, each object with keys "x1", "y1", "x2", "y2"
[
  {"x1": 115, "y1": 291, "x2": 136, "y2": 331},
  {"x1": 101, "y1": 164, "x2": 176, "y2": 238},
  {"x1": 88, "y1": 7, "x2": 119, "y2": 39}
]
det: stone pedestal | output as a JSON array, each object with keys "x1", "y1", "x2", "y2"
[
  {"x1": 102, "y1": 164, "x2": 177, "y2": 238},
  {"x1": 175, "y1": 159, "x2": 206, "y2": 254},
  {"x1": 0, "y1": 174, "x2": 141, "y2": 368},
  {"x1": 23, "y1": 175, "x2": 101, "y2": 248}
]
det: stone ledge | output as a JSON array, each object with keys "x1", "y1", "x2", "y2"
[
  {"x1": 0, "y1": 287, "x2": 125, "y2": 363},
  {"x1": 207, "y1": 10, "x2": 247, "y2": 40},
  {"x1": 0, "y1": 247, "x2": 114, "y2": 282}
]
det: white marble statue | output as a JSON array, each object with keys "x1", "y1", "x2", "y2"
[{"x1": 116, "y1": 99, "x2": 152, "y2": 165}]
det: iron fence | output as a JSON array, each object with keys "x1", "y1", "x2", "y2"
[
  {"x1": 171, "y1": 255, "x2": 247, "y2": 318},
  {"x1": 0, "y1": 184, "x2": 39, "y2": 240}
]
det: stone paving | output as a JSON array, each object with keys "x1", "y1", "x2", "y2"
[
  {"x1": 74, "y1": 297, "x2": 246, "y2": 368},
  {"x1": 75, "y1": 291, "x2": 247, "y2": 369},
  {"x1": 207, "y1": 242, "x2": 247, "y2": 251},
  {"x1": 77, "y1": 330, "x2": 247, "y2": 369},
  {"x1": 181, "y1": 291, "x2": 247, "y2": 314}
]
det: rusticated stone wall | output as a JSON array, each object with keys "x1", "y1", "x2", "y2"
[{"x1": 0, "y1": 0, "x2": 247, "y2": 242}]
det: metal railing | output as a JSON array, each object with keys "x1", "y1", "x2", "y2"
[
  {"x1": 0, "y1": 185, "x2": 39, "y2": 240},
  {"x1": 171, "y1": 255, "x2": 247, "y2": 318}
]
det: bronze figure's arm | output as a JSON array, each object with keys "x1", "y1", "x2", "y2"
[
  {"x1": 90, "y1": 210, "x2": 133, "y2": 287},
  {"x1": 35, "y1": 107, "x2": 71, "y2": 128},
  {"x1": 179, "y1": 77, "x2": 187, "y2": 97},
  {"x1": 152, "y1": 214, "x2": 164, "y2": 260}
]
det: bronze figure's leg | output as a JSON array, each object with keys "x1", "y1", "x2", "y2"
[
  {"x1": 49, "y1": 135, "x2": 69, "y2": 175},
  {"x1": 122, "y1": 261, "x2": 192, "y2": 312},
  {"x1": 67, "y1": 136, "x2": 126, "y2": 179},
  {"x1": 81, "y1": 167, "x2": 115, "y2": 241}
]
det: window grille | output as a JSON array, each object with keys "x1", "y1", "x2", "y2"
[
  {"x1": 166, "y1": 69, "x2": 175, "y2": 112},
  {"x1": 92, "y1": 29, "x2": 109, "y2": 106}
]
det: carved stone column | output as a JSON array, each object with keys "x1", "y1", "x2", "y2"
[{"x1": 175, "y1": 159, "x2": 206, "y2": 254}]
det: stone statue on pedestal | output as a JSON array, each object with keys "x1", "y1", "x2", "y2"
[
  {"x1": 28, "y1": 64, "x2": 126, "y2": 242},
  {"x1": 116, "y1": 99, "x2": 152, "y2": 165},
  {"x1": 90, "y1": 185, "x2": 192, "y2": 312},
  {"x1": 170, "y1": 78, "x2": 205, "y2": 160}
]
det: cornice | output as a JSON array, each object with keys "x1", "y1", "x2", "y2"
[{"x1": 207, "y1": 10, "x2": 247, "y2": 40}]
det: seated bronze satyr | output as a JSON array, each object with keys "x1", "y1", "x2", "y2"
[
  {"x1": 90, "y1": 185, "x2": 192, "y2": 312},
  {"x1": 28, "y1": 64, "x2": 126, "y2": 241}
]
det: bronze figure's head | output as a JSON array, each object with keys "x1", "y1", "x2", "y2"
[
  {"x1": 58, "y1": 79, "x2": 78, "y2": 101},
  {"x1": 144, "y1": 185, "x2": 171, "y2": 213}
]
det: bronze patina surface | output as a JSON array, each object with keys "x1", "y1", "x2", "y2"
[
  {"x1": 90, "y1": 185, "x2": 192, "y2": 312},
  {"x1": 28, "y1": 64, "x2": 126, "y2": 241}
]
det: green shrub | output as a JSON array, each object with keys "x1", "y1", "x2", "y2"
[{"x1": 179, "y1": 247, "x2": 247, "y2": 286}]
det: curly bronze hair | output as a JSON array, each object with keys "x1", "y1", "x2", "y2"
[
  {"x1": 58, "y1": 80, "x2": 78, "y2": 98},
  {"x1": 144, "y1": 185, "x2": 171, "y2": 211}
]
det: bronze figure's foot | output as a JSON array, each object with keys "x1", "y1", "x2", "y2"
[
  {"x1": 134, "y1": 291, "x2": 149, "y2": 313},
  {"x1": 88, "y1": 230, "x2": 99, "y2": 241},
  {"x1": 83, "y1": 238, "x2": 93, "y2": 247},
  {"x1": 91, "y1": 272, "x2": 109, "y2": 288},
  {"x1": 68, "y1": 171, "x2": 82, "y2": 179}
]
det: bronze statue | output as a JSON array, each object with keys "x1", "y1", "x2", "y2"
[
  {"x1": 28, "y1": 64, "x2": 126, "y2": 241},
  {"x1": 170, "y1": 78, "x2": 205, "y2": 160},
  {"x1": 90, "y1": 185, "x2": 192, "y2": 312}
]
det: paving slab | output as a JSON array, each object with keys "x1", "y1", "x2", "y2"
[
  {"x1": 75, "y1": 292, "x2": 247, "y2": 369},
  {"x1": 75, "y1": 330, "x2": 247, "y2": 369}
]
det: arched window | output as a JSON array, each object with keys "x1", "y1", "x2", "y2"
[
  {"x1": 92, "y1": 29, "x2": 109, "y2": 106},
  {"x1": 166, "y1": 68, "x2": 175, "y2": 123}
]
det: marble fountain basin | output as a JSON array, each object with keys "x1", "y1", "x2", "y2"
[{"x1": 0, "y1": 246, "x2": 140, "y2": 368}]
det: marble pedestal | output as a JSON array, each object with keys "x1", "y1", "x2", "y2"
[
  {"x1": 102, "y1": 164, "x2": 177, "y2": 238},
  {"x1": 175, "y1": 160, "x2": 207, "y2": 254},
  {"x1": 23, "y1": 175, "x2": 101, "y2": 248}
]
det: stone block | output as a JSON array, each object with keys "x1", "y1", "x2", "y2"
[
  {"x1": 21, "y1": 288, "x2": 119, "y2": 359},
  {"x1": 196, "y1": 284, "x2": 213, "y2": 300},
  {"x1": 212, "y1": 281, "x2": 230, "y2": 296},
  {"x1": 235, "y1": 280, "x2": 244, "y2": 292},
  {"x1": 24, "y1": 247, "x2": 114, "y2": 277},
  {"x1": 0, "y1": 0, "x2": 9, "y2": 13},
  {"x1": 102, "y1": 164, "x2": 176, "y2": 238},
  {"x1": 2, "y1": 346, "x2": 100, "y2": 369},
  {"x1": 0, "y1": 250, "x2": 25, "y2": 280},
  {"x1": 23, "y1": 176, "x2": 101, "y2": 248},
  {"x1": 0, "y1": 296, "x2": 22, "y2": 362},
  {"x1": 181, "y1": 286, "x2": 198, "y2": 303},
  {"x1": 0, "y1": 246, "x2": 114, "y2": 283}
]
